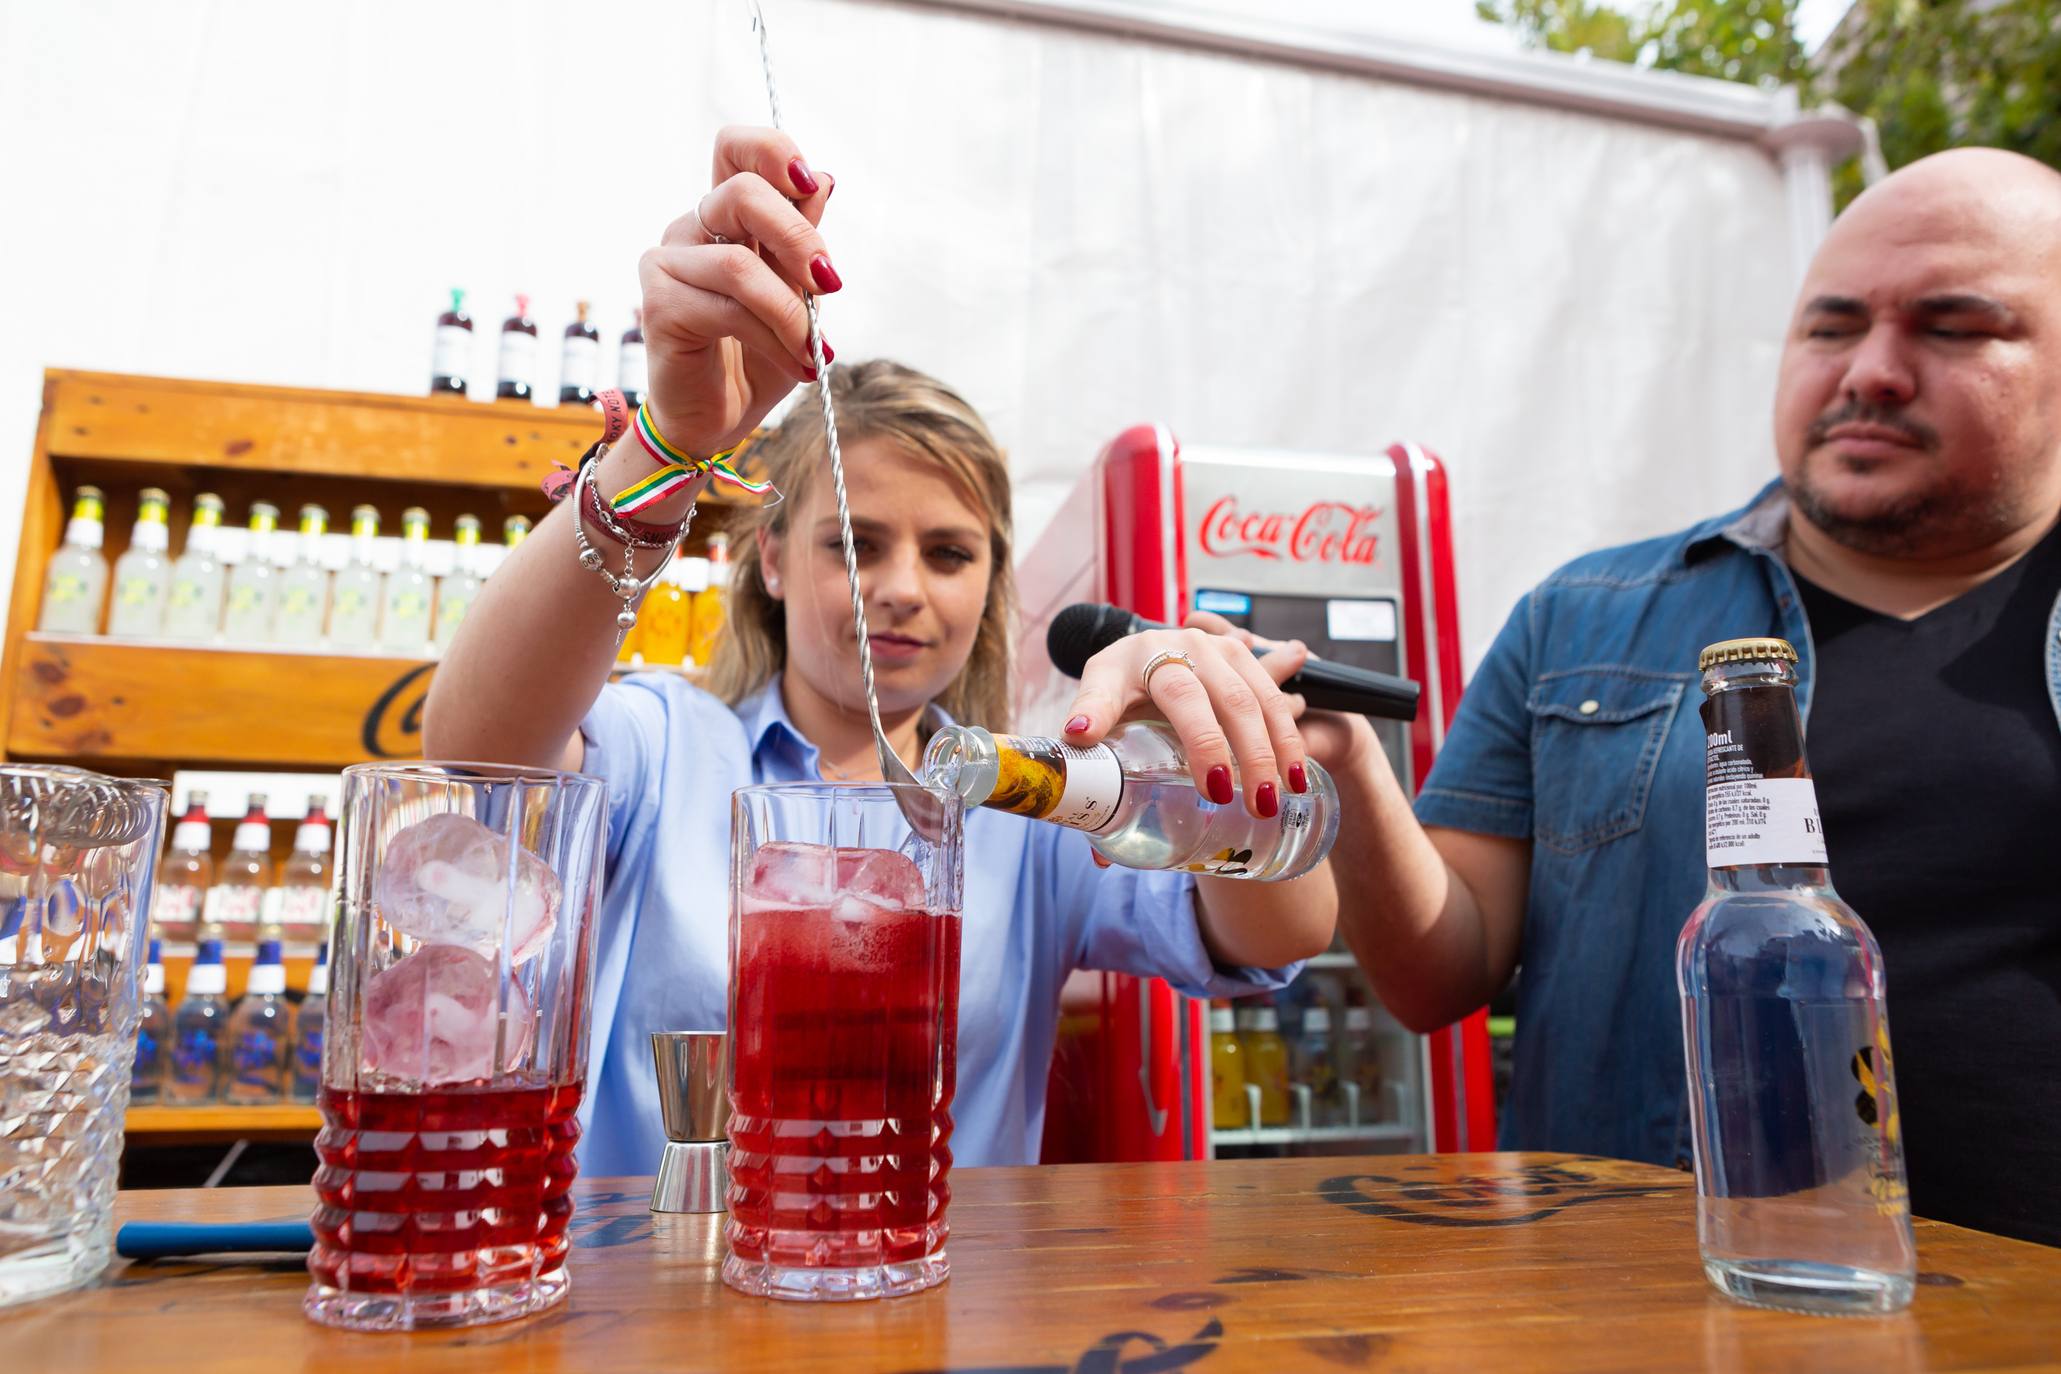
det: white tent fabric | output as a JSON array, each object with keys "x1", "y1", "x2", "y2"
[{"x1": 0, "y1": 0, "x2": 1821, "y2": 669}]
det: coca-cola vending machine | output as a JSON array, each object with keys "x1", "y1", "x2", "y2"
[{"x1": 1017, "y1": 425, "x2": 1497, "y2": 1162}]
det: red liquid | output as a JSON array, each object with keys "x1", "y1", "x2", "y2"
[
  {"x1": 726, "y1": 904, "x2": 960, "y2": 1271},
  {"x1": 308, "y1": 1081, "x2": 582, "y2": 1296}
]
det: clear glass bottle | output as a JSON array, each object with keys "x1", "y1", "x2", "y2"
[
  {"x1": 560, "y1": 298, "x2": 599, "y2": 405},
  {"x1": 37, "y1": 485, "x2": 109, "y2": 633},
  {"x1": 686, "y1": 532, "x2": 730, "y2": 666},
  {"x1": 431, "y1": 514, "x2": 483, "y2": 653},
  {"x1": 272, "y1": 503, "x2": 331, "y2": 646},
  {"x1": 221, "y1": 501, "x2": 282, "y2": 643},
  {"x1": 1209, "y1": 1001, "x2": 1246, "y2": 1129},
  {"x1": 291, "y1": 943, "x2": 329, "y2": 1103},
  {"x1": 1678, "y1": 636, "x2": 1915, "y2": 1316},
  {"x1": 205, "y1": 793, "x2": 273, "y2": 948},
  {"x1": 154, "y1": 791, "x2": 213, "y2": 946},
  {"x1": 430, "y1": 286, "x2": 472, "y2": 396},
  {"x1": 168, "y1": 938, "x2": 229, "y2": 1103},
  {"x1": 224, "y1": 938, "x2": 290, "y2": 1103},
  {"x1": 273, "y1": 793, "x2": 333, "y2": 948},
  {"x1": 130, "y1": 938, "x2": 171, "y2": 1104},
  {"x1": 497, "y1": 293, "x2": 537, "y2": 402},
  {"x1": 163, "y1": 492, "x2": 228, "y2": 642},
  {"x1": 618, "y1": 307, "x2": 647, "y2": 408},
  {"x1": 379, "y1": 506, "x2": 434, "y2": 653},
  {"x1": 107, "y1": 486, "x2": 173, "y2": 638},
  {"x1": 502, "y1": 513, "x2": 531, "y2": 554},
  {"x1": 1235, "y1": 1002, "x2": 1290, "y2": 1128},
  {"x1": 925, "y1": 720, "x2": 1340, "y2": 881},
  {"x1": 1341, "y1": 1003, "x2": 1384, "y2": 1127},
  {"x1": 1292, "y1": 1004, "x2": 1341, "y2": 1127},
  {"x1": 327, "y1": 505, "x2": 382, "y2": 649}
]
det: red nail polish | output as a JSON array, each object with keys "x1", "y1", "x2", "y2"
[
  {"x1": 1206, "y1": 765, "x2": 1234, "y2": 807},
  {"x1": 788, "y1": 157, "x2": 819, "y2": 196},
  {"x1": 1065, "y1": 715, "x2": 1091, "y2": 735},
  {"x1": 810, "y1": 255, "x2": 842, "y2": 293},
  {"x1": 1288, "y1": 763, "x2": 1308, "y2": 794},
  {"x1": 1256, "y1": 782, "x2": 1279, "y2": 819},
  {"x1": 822, "y1": 338, "x2": 835, "y2": 364}
]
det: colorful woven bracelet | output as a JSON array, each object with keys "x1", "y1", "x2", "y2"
[{"x1": 614, "y1": 405, "x2": 776, "y2": 515}]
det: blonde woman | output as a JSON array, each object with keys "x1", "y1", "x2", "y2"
[{"x1": 426, "y1": 126, "x2": 1360, "y2": 1174}]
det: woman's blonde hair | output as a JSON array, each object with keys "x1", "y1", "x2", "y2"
[{"x1": 703, "y1": 360, "x2": 1015, "y2": 730}]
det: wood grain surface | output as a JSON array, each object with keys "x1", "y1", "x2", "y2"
[{"x1": 6, "y1": 1153, "x2": 2056, "y2": 1373}]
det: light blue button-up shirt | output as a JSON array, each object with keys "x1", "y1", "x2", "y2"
[{"x1": 574, "y1": 675, "x2": 1298, "y2": 1177}]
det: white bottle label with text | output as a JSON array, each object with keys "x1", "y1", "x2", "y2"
[
  {"x1": 433, "y1": 325, "x2": 470, "y2": 379},
  {"x1": 498, "y1": 331, "x2": 536, "y2": 385},
  {"x1": 1048, "y1": 741, "x2": 1123, "y2": 832},
  {"x1": 1705, "y1": 777, "x2": 1828, "y2": 868},
  {"x1": 560, "y1": 335, "x2": 599, "y2": 389}
]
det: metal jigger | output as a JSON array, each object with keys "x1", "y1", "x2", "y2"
[{"x1": 650, "y1": 1031, "x2": 731, "y2": 1214}]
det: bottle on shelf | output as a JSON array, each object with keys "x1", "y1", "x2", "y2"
[
  {"x1": 37, "y1": 485, "x2": 109, "y2": 634},
  {"x1": 1208, "y1": 1000, "x2": 1246, "y2": 1130},
  {"x1": 163, "y1": 493, "x2": 228, "y2": 642},
  {"x1": 292, "y1": 943, "x2": 329, "y2": 1103},
  {"x1": 924, "y1": 721, "x2": 1339, "y2": 881},
  {"x1": 560, "y1": 299, "x2": 600, "y2": 406},
  {"x1": 152, "y1": 792, "x2": 213, "y2": 946},
  {"x1": 107, "y1": 486, "x2": 173, "y2": 638},
  {"x1": 378, "y1": 506, "x2": 434, "y2": 653},
  {"x1": 205, "y1": 793, "x2": 274, "y2": 946},
  {"x1": 686, "y1": 532, "x2": 730, "y2": 666},
  {"x1": 273, "y1": 793, "x2": 333, "y2": 947},
  {"x1": 432, "y1": 514, "x2": 484, "y2": 653},
  {"x1": 1292, "y1": 1004, "x2": 1341, "y2": 1127},
  {"x1": 1679, "y1": 637, "x2": 1915, "y2": 1315},
  {"x1": 327, "y1": 505, "x2": 383, "y2": 649},
  {"x1": 1340, "y1": 1003, "x2": 1384, "y2": 1127},
  {"x1": 502, "y1": 513, "x2": 531, "y2": 552},
  {"x1": 224, "y1": 939, "x2": 291, "y2": 1104},
  {"x1": 637, "y1": 559, "x2": 692, "y2": 666},
  {"x1": 430, "y1": 287, "x2": 472, "y2": 396},
  {"x1": 272, "y1": 503, "x2": 331, "y2": 647},
  {"x1": 497, "y1": 293, "x2": 538, "y2": 402},
  {"x1": 619, "y1": 308, "x2": 647, "y2": 408},
  {"x1": 168, "y1": 938, "x2": 229, "y2": 1103},
  {"x1": 221, "y1": 501, "x2": 282, "y2": 643},
  {"x1": 1236, "y1": 1001, "x2": 1291, "y2": 1128},
  {"x1": 130, "y1": 938, "x2": 171, "y2": 1105}
]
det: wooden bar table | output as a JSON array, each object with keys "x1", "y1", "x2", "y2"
[{"x1": 8, "y1": 1153, "x2": 2058, "y2": 1372}]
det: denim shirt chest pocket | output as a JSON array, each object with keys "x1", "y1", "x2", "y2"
[{"x1": 1527, "y1": 668, "x2": 1691, "y2": 854}]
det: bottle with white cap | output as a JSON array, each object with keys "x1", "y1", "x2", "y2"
[
  {"x1": 168, "y1": 939, "x2": 230, "y2": 1102},
  {"x1": 225, "y1": 939, "x2": 291, "y2": 1103},
  {"x1": 37, "y1": 485, "x2": 110, "y2": 633},
  {"x1": 431, "y1": 514, "x2": 484, "y2": 653},
  {"x1": 221, "y1": 501, "x2": 282, "y2": 642},
  {"x1": 327, "y1": 505, "x2": 383, "y2": 649},
  {"x1": 108, "y1": 487, "x2": 174, "y2": 638},
  {"x1": 130, "y1": 938, "x2": 172, "y2": 1104},
  {"x1": 271, "y1": 503, "x2": 332, "y2": 647},
  {"x1": 205, "y1": 793, "x2": 273, "y2": 946},
  {"x1": 152, "y1": 791, "x2": 213, "y2": 946},
  {"x1": 163, "y1": 492, "x2": 228, "y2": 641},
  {"x1": 271, "y1": 793, "x2": 333, "y2": 947},
  {"x1": 292, "y1": 943, "x2": 329, "y2": 1103}
]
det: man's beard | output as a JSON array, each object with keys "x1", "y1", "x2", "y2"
[{"x1": 1784, "y1": 399, "x2": 2002, "y2": 557}]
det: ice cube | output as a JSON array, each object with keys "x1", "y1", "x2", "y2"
[
  {"x1": 360, "y1": 944, "x2": 535, "y2": 1084},
  {"x1": 837, "y1": 848, "x2": 926, "y2": 910},
  {"x1": 745, "y1": 842, "x2": 926, "y2": 912},
  {"x1": 372, "y1": 813, "x2": 560, "y2": 963}
]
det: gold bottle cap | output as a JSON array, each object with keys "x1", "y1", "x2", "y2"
[{"x1": 1698, "y1": 637, "x2": 1798, "y2": 672}]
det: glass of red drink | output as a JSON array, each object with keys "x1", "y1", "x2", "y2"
[
  {"x1": 724, "y1": 782, "x2": 964, "y2": 1301},
  {"x1": 304, "y1": 761, "x2": 606, "y2": 1332}
]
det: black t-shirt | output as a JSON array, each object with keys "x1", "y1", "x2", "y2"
[{"x1": 1794, "y1": 520, "x2": 2061, "y2": 1247}]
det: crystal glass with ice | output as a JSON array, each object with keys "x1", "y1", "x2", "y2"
[
  {"x1": 0, "y1": 765, "x2": 167, "y2": 1310},
  {"x1": 305, "y1": 761, "x2": 605, "y2": 1332},
  {"x1": 724, "y1": 782, "x2": 964, "y2": 1301}
]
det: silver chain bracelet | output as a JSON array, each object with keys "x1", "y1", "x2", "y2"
[{"x1": 571, "y1": 457, "x2": 688, "y2": 645}]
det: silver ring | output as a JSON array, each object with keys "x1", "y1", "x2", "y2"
[
  {"x1": 1140, "y1": 649, "x2": 1197, "y2": 694},
  {"x1": 693, "y1": 196, "x2": 732, "y2": 246}
]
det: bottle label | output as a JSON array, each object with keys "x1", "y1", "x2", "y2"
[
  {"x1": 233, "y1": 820, "x2": 269, "y2": 851},
  {"x1": 154, "y1": 883, "x2": 202, "y2": 927},
  {"x1": 205, "y1": 884, "x2": 263, "y2": 925},
  {"x1": 172, "y1": 819, "x2": 211, "y2": 851},
  {"x1": 1703, "y1": 714, "x2": 1829, "y2": 871},
  {"x1": 433, "y1": 324, "x2": 470, "y2": 378},
  {"x1": 561, "y1": 335, "x2": 599, "y2": 389},
  {"x1": 276, "y1": 884, "x2": 329, "y2": 929},
  {"x1": 988, "y1": 736, "x2": 1124, "y2": 832},
  {"x1": 619, "y1": 340, "x2": 648, "y2": 394},
  {"x1": 295, "y1": 821, "x2": 332, "y2": 854},
  {"x1": 498, "y1": 331, "x2": 536, "y2": 384}
]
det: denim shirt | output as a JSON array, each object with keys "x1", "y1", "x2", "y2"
[{"x1": 1414, "y1": 480, "x2": 2061, "y2": 1167}]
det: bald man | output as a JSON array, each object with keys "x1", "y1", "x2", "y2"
[{"x1": 1330, "y1": 148, "x2": 2061, "y2": 1245}]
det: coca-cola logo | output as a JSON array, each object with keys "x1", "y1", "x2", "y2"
[{"x1": 1197, "y1": 497, "x2": 1382, "y2": 565}]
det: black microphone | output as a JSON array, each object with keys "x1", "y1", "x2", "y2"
[{"x1": 1045, "y1": 602, "x2": 1421, "y2": 722}]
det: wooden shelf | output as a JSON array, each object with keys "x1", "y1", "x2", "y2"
[{"x1": 126, "y1": 1103, "x2": 321, "y2": 1145}]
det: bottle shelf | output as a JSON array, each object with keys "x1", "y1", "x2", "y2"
[{"x1": 125, "y1": 1103, "x2": 321, "y2": 1144}]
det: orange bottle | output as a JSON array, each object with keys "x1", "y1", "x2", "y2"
[
  {"x1": 639, "y1": 562, "x2": 691, "y2": 667},
  {"x1": 686, "y1": 532, "x2": 730, "y2": 666}
]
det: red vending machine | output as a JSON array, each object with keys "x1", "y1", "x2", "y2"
[{"x1": 1016, "y1": 425, "x2": 1497, "y2": 1162}]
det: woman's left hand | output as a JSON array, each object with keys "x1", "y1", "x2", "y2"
[{"x1": 1062, "y1": 611, "x2": 1320, "y2": 819}]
